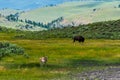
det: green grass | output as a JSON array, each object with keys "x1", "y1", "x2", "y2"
[{"x1": 0, "y1": 34, "x2": 120, "y2": 80}]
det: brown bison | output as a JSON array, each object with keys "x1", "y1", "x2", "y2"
[{"x1": 73, "y1": 36, "x2": 85, "y2": 43}]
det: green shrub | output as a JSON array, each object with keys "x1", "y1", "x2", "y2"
[{"x1": 0, "y1": 42, "x2": 26, "y2": 59}]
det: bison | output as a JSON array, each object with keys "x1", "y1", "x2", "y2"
[{"x1": 73, "y1": 36, "x2": 85, "y2": 43}]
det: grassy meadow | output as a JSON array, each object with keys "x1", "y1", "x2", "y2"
[{"x1": 0, "y1": 32, "x2": 120, "y2": 80}]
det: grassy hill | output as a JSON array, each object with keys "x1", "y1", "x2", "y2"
[
  {"x1": 0, "y1": 19, "x2": 120, "y2": 40},
  {"x1": 0, "y1": 14, "x2": 46, "y2": 31},
  {"x1": 19, "y1": 1, "x2": 120, "y2": 27},
  {"x1": 12, "y1": 19, "x2": 120, "y2": 40},
  {"x1": 0, "y1": 8, "x2": 47, "y2": 31},
  {"x1": 0, "y1": 1, "x2": 120, "y2": 30}
]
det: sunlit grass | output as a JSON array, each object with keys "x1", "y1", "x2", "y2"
[{"x1": 0, "y1": 37, "x2": 120, "y2": 80}]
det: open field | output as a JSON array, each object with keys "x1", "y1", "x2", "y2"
[{"x1": 0, "y1": 33, "x2": 120, "y2": 79}]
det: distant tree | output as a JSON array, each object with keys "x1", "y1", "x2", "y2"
[
  {"x1": 118, "y1": 4, "x2": 120, "y2": 8},
  {"x1": 47, "y1": 17, "x2": 64, "y2": 28},
  {"x1": 93, "y1": 8, "x2": 96, "y2": 12},
  {"x1": 19, "y1": 19, "x2": 24, "y2": 22},
  {"x1": 33, "y1": 21, "x2": 37, "y2": 26},
  {"x1": 23, "y1": 17, "x2": 64, "y2": 29},
  {"x1": 27, "y1": 20, "x2": 33, "y2": 24},
  {"x1": 6, "y1": 13, "x2": 19, "y2": 22},
  {"x1": 25, "y1": 19, "x2": 28, "y2": 23}
]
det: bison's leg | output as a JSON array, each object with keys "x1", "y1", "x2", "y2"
[
  {"x1": 73, "y1": 39, "x2": 76, "y2": 46},
  {"x1": 79, "y1": 40, "x2": 81, "y2": 42},
  {"x1": 82, "y1": 38, "x2": 85, "y2": 43},
  {"x1": 73, "y1": 39, "x2": 76, "y2": 42}
]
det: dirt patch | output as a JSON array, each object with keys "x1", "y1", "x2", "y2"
[{"x1": 71, "y1": 66, "x2": 120, "y2": 80}]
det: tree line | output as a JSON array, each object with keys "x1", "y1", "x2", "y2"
[
  {"x1": 23, "y1": 17, "x2": 64, "y2": 29},
  {"x1": 5, "y1": 12, "x2": 64, "y2": 29}
]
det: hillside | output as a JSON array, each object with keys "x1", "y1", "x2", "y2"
[
  {"x1": 20, "y1": 19, "x2": 120, "y2": 40},
  {"x1": 0, "y1": 12, "x2": 46, "y2": 31},
  {"x1": 0, "y1": 19, "x2": 120, "y2": 40},
  {"x1": 0, "y1": 1, "x2": 120, "y2": 30},
  {"x1": 19, "y1": 1, "x2": 120, "y2": 28}
]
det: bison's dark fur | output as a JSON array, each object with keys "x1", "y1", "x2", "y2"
[{"x1": 73, "y1": 36, "x2": 85, "y2": 43}]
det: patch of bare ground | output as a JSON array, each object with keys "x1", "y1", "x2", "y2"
[{"x1": 70, "y1": 66, "x2": 120, "y2": 80}]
